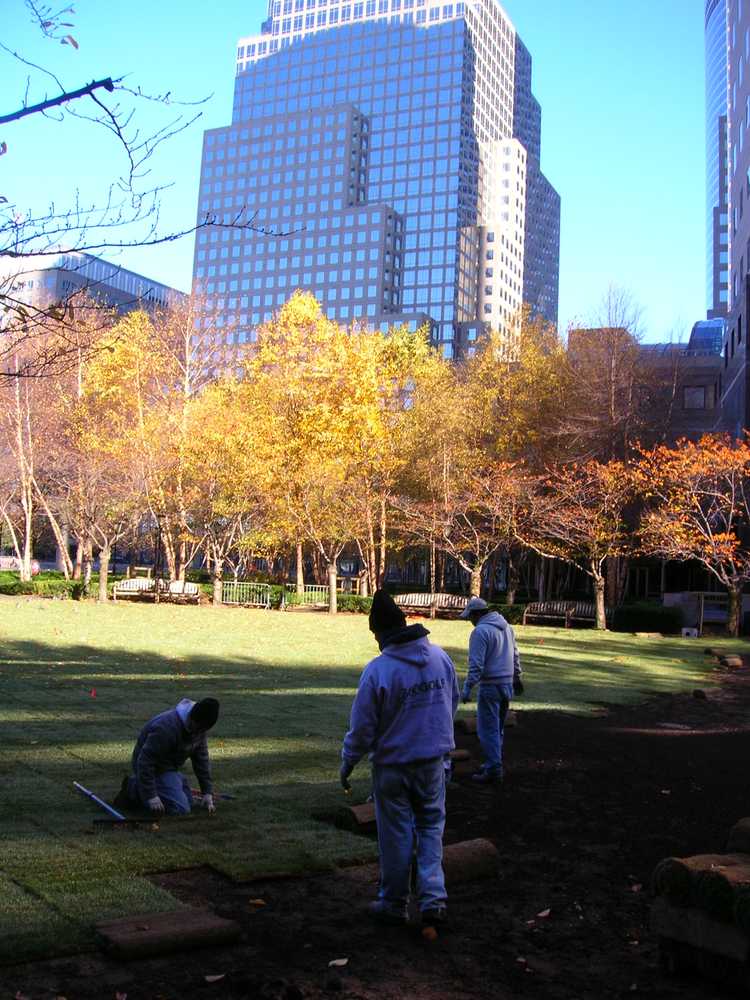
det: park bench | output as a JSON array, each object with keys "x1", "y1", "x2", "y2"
[
  {"x1": 522, "y1": 600, "x2": 611, "y2": 627},
  {"x1": 393, "y1": 592, "x2": 469, "y2": 618},
  {"x1": 166, "y1": 580, "x2": 201, "y2": 604},
  {"x1": 112, "y1": 577, "x2": 162, "y2": 601}
]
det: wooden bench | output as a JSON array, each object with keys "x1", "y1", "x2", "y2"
[
  {"x1": 522, "y1": 600, "x2": 611, "y2": 627},
  {"x1": 393, "y1": 592, "x2": 469, "y2": 618},
  {"x1": 166, "y1": 581, "x2": 201, "y2": 603},
  {"x1": 112, "y1": 577, "x2": 161, "y2": 601}
]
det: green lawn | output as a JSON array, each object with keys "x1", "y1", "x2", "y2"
[{"x1": 0, "y1": 597, "x2": 736, "y2": 962}]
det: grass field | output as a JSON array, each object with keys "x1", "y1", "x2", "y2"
[{"x1": 0, "y1": 596, "x2": 732, "y2": 962}]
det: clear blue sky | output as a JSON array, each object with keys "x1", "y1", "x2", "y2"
[{"x1": 3, "y1": 0, "x2": 704, "y2": 341}]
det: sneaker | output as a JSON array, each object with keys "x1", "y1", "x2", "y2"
[
  {"x1": 471, "y1": 769, "x2": 502, "y2": 785},
  {"x1": 367, "y1": 900, "x2": 407, "y2": 925},
  {"x1": 421, "y1": 907, "x2": 448, "y2": 927}
]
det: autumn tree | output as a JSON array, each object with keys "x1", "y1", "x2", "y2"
[
  {"x1": 79, "y1": 297, "x2": 229, "y2": 582},
  {"x1": 636, "y1": 436, "x2": 750, "y2": 635},
  {"x1": 183, "y1": 381, "x2": 265, "y2": 605},
  {"x1": 395, "y1": 333, "x2": 509, "y2": 597},
  {"x1": 519, "y1": 460, "x2": 634, "y2": 628},
  {"x1": 241, "y1": 293, "x2": 368, "y2": 612}
]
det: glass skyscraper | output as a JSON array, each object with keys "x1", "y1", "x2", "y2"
[
  {"x1": 193, "y1": 0, "x2": 560, "y2": 358},
  {"x1": 705, "y1": 0, "x2": 729, "y2": 317}
]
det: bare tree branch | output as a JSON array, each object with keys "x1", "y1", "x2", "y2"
[{"x1": 0, "y1": 77, "x2": 116, "y2": 125}]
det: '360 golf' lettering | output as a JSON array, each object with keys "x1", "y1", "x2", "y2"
[{"x1": 399, "y1": 677, "x2": 446, "y2": 704}]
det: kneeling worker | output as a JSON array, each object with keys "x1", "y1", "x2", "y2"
[
  {"x1": 117, "y1": 697, "x2": 220, "y2": 816},
  {"x1": 340, "y1": 590, "x2": 459, "y2": 926}
]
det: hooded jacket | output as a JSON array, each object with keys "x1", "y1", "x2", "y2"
[
  {"x1": 131, "y1": 698, "x2": 213, "y2": 800},
  {"x1": 342, "y1": 624, "x2": 459, "y2": 767},
  {"x1": 465, "y1": 611, "x2": 521, "y2": 690}
]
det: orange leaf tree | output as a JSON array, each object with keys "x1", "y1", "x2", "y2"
[
  {"x1": 518, "y1": 460, "x2": 634, "y2": 629},
  {"x1": 635, "y1": 435, "x2": 750, "y2": 635}
]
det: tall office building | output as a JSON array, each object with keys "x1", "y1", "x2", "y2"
[
  {"x1": 723, "y1": 0, "x2": 750, "y2": 434},
  {"x1": 0, "y1": 251, "x2": 184, "y2": 324},
  {"x1": 193, "y1": 0, "x2": 560, "y2": 359},
  {"x1": 705, "y1": 0, "x2": 729, "y2": 319}
]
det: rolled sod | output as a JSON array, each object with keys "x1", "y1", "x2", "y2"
[
  {"x1": 652, "y1": 854, "x2": 746, "y2": 905},
  {"x1": 727, "y1": 818, "x2": 750, "y2": 854},
  {"x1": 734, "y1": 886, "x2": 750, "y2": 935},
  {"x1": 96, "y1": 909, "x2": 240, "y2": 959},
  {"x1": 695, "y1": 862, "x2": 750, "y2": 922},
  {"x1": 442, "y1": 838, "x2": 499, "y2": 883},
  {"x1": 336, "y1": 802, "x2": 376, "y2": 832}
]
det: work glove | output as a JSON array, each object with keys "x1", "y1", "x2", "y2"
[
  {"x1": 513, "y1": 673, "x2": 525, "y2": 696},
  {"x1": 147, "y1": 795, "x2": 165, "y2": 815},
  {"x1": 201, "y1": 793, "x2": 216, "y2": 815},
  {"x1": 461, "y1": 682, "x2": 472, "y2": 704},
  {"x1": 340, "y1": 762, "x2": 353, "y2": 792}
]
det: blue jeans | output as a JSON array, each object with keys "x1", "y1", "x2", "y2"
[
  {"x1": 371, "y1": 758, "x2": 446, "y2": 916},
  {"x1": 477, "y1": 682, "x2": 513, "y2": 776},
  {"x1": 128, "y1": 771, "x2": 192, "y2": 815}
]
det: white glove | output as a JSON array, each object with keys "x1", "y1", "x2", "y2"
[
  {"x1": 201, "y1": 793, "x2": 215, "y2": 815},
  {"x1": 147, "y1": 795, "x2": 165, "y2": 814}
]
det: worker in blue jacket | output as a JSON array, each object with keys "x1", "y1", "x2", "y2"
[
  {"x1": 340, "y1": 590, "x2": 459, "y2": 927},
  {"x1": 460, "y1": 597, "x2": 523, "y2": 784},
  {"x1": 116, "y1": 697, "x2": 220, "y2": 815}
]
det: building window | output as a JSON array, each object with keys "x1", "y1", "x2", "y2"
[{"x1": 683, "y1": 386, "x2": 707, "y2": 410}]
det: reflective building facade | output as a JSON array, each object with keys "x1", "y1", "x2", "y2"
[
  {"x1": 722, "y1": 0, "x2": 750, "y2": 434},
  {"x1": 193, "y1": 0, "x2": 560, "y2": 358},
  {"x1": 705, "y1": 0, "x2": 729, "y2": 318}
]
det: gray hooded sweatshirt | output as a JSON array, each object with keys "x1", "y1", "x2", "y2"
[{"x1": 465, "y1": 611, "x2": 521, "y2": 691}]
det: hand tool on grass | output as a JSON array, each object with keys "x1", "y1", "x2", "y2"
[
  {"x1": 74, "y1": 780, "x2": 126, "y2": 820},
  {"x1": 75, "y1": 780, "x2": 158, "y2": 831},
  {"x1": 190, "y1": 788, "x2": 236, "y2": 801}
]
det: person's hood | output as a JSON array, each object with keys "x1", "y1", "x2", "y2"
[
  {"x1": 176, "y1": 698, "x2": 195, "y2": 727},
  {"x1": 378, "y1": 623, "x2": 432, "y2": 665},
  {"x1": 478, "y1": 610, "x2": 509, "y2": 630}
]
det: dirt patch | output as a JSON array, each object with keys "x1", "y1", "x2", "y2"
[{"x1": 4, "y1": 664, "x2": 750, "y2": 999}]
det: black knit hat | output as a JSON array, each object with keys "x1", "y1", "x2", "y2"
[
  {"x1": 369, "y1": 590, "x2": 406, "y2": 634},
  {"x1": 190, "y1": 698, "x2": 220, "y2": 731}
]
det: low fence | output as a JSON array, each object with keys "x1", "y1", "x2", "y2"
[
  {"x1": 222, "y1": 581, "x2": 272, "y2": 608},
  {"x1": 284, "y1": 584, "x2": 330, "y2": 607}
]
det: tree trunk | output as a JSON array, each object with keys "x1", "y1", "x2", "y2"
[
  {"x1": 593, "y1": 570, "x2": 607, "y2": 630},
  {"x1": 536, "y1": 557, "x2": 546, "y2": 602},
  {"x1": 178, "y1": 538, "x2": 187, "y2": 583},
  {"x1": 728, "y1": 586, "x2": 741, "y2": 637},
  {"x1": 213, "y1": 572, "x2": 223, "y2": 606},
  {"x1": 82, "y1": 539, "x2": 93, "y2": 597},
  {"x1": 55, "y1": 521, "x2": 72, "y2": 578},
  {"x1": 73, "y1": 537, "x2": 83, "y2": 580},
  {"x1": 429, "y1": 536, "x2": 436, "y2": 595},
  {"x1": 296, "y1": 541, "x2": 305, "y2": 596},
  {"x1": 327, "y1": 561, "x2": 338, "y2": 615},
  {"x1": 378, "y1": 496, "x2": 387, "y2": 589},
  {"x1": 98, "y1": 543, "x2": 110, "y2": 603},
  {"x1": 507, "y1": 552, "x2": 519, "y2": 605},
  {"x1": 469, "y1": 564, "x2": 482, "y2": 597}
]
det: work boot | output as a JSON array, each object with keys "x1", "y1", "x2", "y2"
[
  {"x1": 471, "y1": 768, "x2": 502, "y2": 785},
  {"x1": 367, "y1": 900, "x2": 407, "y2": 926},
  {"x1": 421, "y1": 906, "x2": 448, "y2": 927},
  {"x1": 112, "y1": 774, "x2": 133, "y2": 811}
]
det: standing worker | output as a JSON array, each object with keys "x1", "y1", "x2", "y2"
[
  {"x1": 115, "y1": 697, "x2": 220, "y2": 816},
  {"x1": 340, "y1": 590, "x2": 459, "y2": 927},
  {"x1": 459, "y1": 597, "x2": 523, "y2": 785}
]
